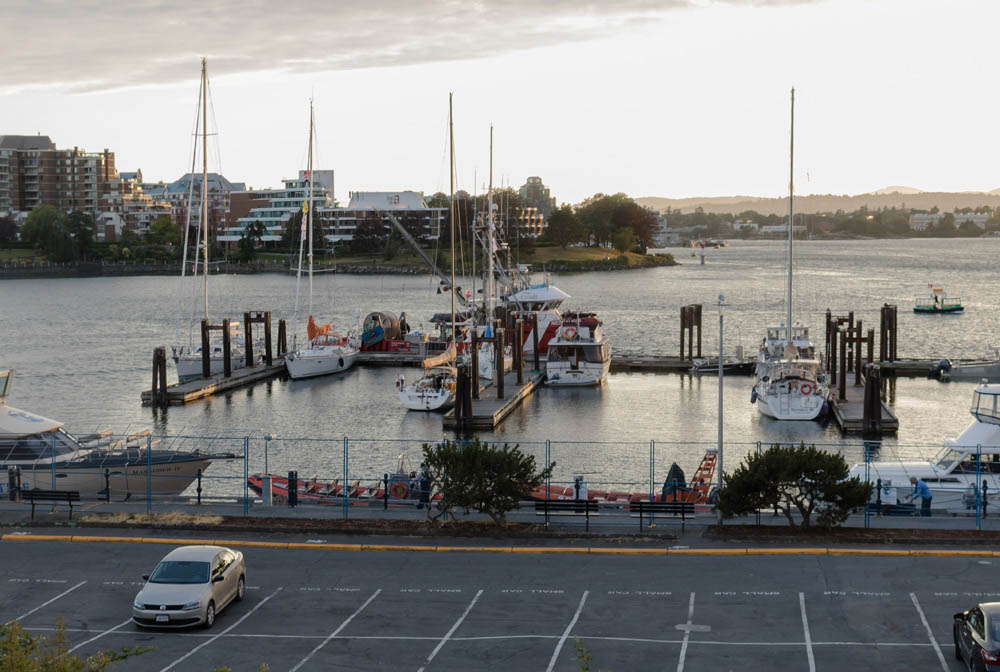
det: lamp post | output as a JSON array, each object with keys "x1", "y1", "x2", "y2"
[{"x1": 717, "y1": 294, "x2": 728, "y2": 524}]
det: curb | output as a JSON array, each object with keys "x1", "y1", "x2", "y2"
[{"x1": 3, "y1": 533, "x2": 999, "y2": 557}]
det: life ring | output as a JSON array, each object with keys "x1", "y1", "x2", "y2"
[
  {"x1": 801, "y1": 383, "x2": 814, "y2": 395},
  {"x1": 390, "y1": 482, "x2": 408, "y2": 499},
  {"x1": 563, "y1": 327, "x2": 577, "y2": 340}
]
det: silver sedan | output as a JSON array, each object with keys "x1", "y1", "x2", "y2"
[{"x1": 132, "y1": 545, "x2": 246, "y2": 628}]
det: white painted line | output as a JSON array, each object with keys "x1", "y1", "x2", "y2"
[
  {"x1": 910, "y1": 592, "x2": 948, "y2": 672},
  {"x1": 676, "y1": 592, "x2": 695, "y2": 672},
  {"x1": 417, "y1": 589, "x2": 484, "y2": 672},
  {"x1": 290, "y1": 589, "x2": 382, "y2": 672},
  {"x1": 799, "y1": 592, "x2": 815, "y2": 672},
  {"x1": 546, "y1": 590, "x2": 589, "y2": 672},
  {"x1": 67, "y1": 618, "x2": 132, "y2": 654},
  {"x1": 159, "y1": 586, "x2": 283, "y2": 672},
  {"x1": 6, "y1": 580, "x2": 87, "y2": 625}
]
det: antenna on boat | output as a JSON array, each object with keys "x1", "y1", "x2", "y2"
[{"x1": 786, "y1": 86, "x2": 794, "y2": 345}]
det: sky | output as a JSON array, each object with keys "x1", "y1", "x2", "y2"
[{"x1": 1, "y1": 0, "x2": 996, "y2": 205}]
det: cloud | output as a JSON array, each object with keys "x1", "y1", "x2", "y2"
[{"x1": 0, "y1": 0, "x2": 818, "y2": 93}]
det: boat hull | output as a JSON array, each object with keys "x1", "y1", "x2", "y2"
[
  {"x1": 8, "y1": 457, "x2": 215, "y2": 497},
  {"x1": 285, "y1": 348, "x2": 357, "y2": 379},
  {"x1": 399, "y1": 387, "x2": 454, "y2": 411},
  {"x1": 755, "y1": 389, "x2": 826, "y2": 421},
  {"x1": 545, "y1": 360, "x2": 610, "y2": 386},
  {"x1": 175, "y1": 353, "x2": 250, "y2": 382}
]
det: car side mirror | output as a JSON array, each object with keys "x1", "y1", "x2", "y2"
[
  {"x1": 212, "y1": 575, "x2": 224, "y2": 583},
  {"x1": 142, "y1": 575, "x2": 149, "y2": 581}
]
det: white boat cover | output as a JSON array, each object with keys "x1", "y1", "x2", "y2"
[{"x1": 0, "y1": 404, "x2": 62, "y2": 437}]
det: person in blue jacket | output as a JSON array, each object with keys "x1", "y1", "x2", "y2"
[{"x1": 908, "y1": 476, "x2": 933, "y2": 517}]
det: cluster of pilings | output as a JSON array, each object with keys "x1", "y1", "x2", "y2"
[{"x1": 680, "y1": 304, "x2": 703, "y2": 361}]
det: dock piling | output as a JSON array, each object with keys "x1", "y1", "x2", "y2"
[
  {"x1": 471, "y1": 330, "x2": 480, "y2": 400},
  {"x1": 838, "y1": 327, "x2": 847, "y2": 401},
  {"x1": 495, "y1": 327, "x2": 505, "y2": 399},
  {"x1": 200, "y1": 320, "x2": 210, "y2": 379},
  {"x1": 150, "y1": 347, "x2": 168, "y2": 407},
  {"x1": 516, "y1": 319, "x2": 524, "y2": 386},
  {"x1": 222, "y1": 318, "x2": 232, "y2": 378},
  {"x1": 264, "y1": 312, "x2": 273, "y2": 366},
  {"x1": 277, "y1": 319, "x2": 287, "y2": 357},
  {"x1": 531, "y1": 312, "x2": 540, "y2": 372}
]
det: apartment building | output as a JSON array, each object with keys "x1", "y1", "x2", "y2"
[
  {"x1": 223, "y1": 170, "x2": 334, "y2": 247},
  {"x1": 319, "y1": 191, "x2": 445, "y2": 246},
  {"x1": 518, "y1": 176, "x2": 556, "y2": 217},
  {"x1": 143, "y1": 172, "x2": 246, "y2": 242}
]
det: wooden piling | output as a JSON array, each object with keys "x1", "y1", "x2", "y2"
[
  {"x1": 516, "y1": 319, "x2": 524, "y2": 385},
  {"x1": 277, "y1": 319, "x2": 287, "y2": 357},
  {"x1": 222, "y1": 318, "x2": 232, "y2": 378},
  {"x1": 151, "y1": 347, "x2": 168, "y2": 408},
  {"x1": 854, "y1": 320, "x2": 863, "y2": 387},
  {"x1": 471, "y1": 330, "x2": 480, "y2": 400},
  {"x1": 495, "y1": 328, "x2": 505, "y2": 399},
  {"x1": 531, "y1": 312, "x2": 540, "y2": 372},
  {"x1": 264, "y1": 312, "x2": 273, "y2": 366},
  {"x1": 200, "y1": 320, "x2": 210, "y2": 379},
  {"x1": 838, "y1": 327, "x2": 848, "y2": 402}
]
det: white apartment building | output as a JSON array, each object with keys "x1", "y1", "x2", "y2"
[{"x1": 222, "y1": 170, "x2": 334, "y2": 246}]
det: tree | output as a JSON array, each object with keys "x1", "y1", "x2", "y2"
[
  {"x1": 610, "y1": 202, "x2": 657, "y2": 252},
  {"x1": 0, "y1": 214, "x2": 16, "y2": 244},
  {"x1": 576, "y1": 193, "x2": 632, "y2": 246},
  {"x1": 20, "y1": 205, "x2": 76, "y2": 262},
  {"x1": 351, "y1": 215, "x2": 386, "y2": 255},
  {"x1": 421, "y1": 438, "x2": 554, "y2": 524},
  {"x1": 237, "y1": 220, "x2": 266, "y2": 261},
  {"x1": 612, "y1": 227, "x2": 636, "y2": 254},
  {"x1": 66, "y1": 211, "x2": 95, "y2": 259},
  {"x1": 715, "y1": 443, "x2": 872, "y2": 528},
  {"x1": 147, "y1": 215, "x2": 180, "y2": 247},
  {"x1": 0, "y1": 620, "x2": 149, "y2": 670},
  {"x1": 545, "y1": 205, "x2": 583, "y2": 249}
]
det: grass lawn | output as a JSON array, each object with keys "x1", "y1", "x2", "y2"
[{"x1": 0, "y1": 248, "x2": 43, "y2": 263}]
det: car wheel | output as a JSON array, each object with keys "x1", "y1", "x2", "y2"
[
  {"x1": 236, "y1": 575, "x2": 245, "y2": 602},
  {"x1": 204, "y1": 600, "x2": 216, "y2": 629}
]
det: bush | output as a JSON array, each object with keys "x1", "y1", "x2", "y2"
[
  {"x1": 715, "y1": 443, "x2": 872, "y2": 528},
  {"x1": 421, "y1": 438, "x2": 554, "y2": 524},
  {"x1": 0, "y1": 620, "x2": 150, "y2": 670}
]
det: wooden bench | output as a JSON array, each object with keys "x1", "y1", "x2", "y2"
[
  {"x1": 22, "y1": 490, "x2": 81, "y2": 519},
  {"x1": 534, "y1": 499, "x2": 600, "y2": 530},
  {"x1": 631, "y1": 500, "x2": 696, "y2": 531}
]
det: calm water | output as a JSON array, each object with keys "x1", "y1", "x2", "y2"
[{"x1": 1, "y1": 238, "x2": 997, "y2": 488}]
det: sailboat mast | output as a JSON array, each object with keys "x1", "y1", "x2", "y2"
[
  {"x1": 786, "y1": 87, "x2": 794, "y2": 344},
  {"x1": 449, "y1": 93, "x2": 456, "y2": 341},
  {"x1": 201, "y1": 57, "x2": 209, "y2": 322},
  {"x1": 487, "y1": 125, "x2": 494, "y2": 324},
  {"x1": 307, "y1": 100, "x2": 315, "y2": 318}
]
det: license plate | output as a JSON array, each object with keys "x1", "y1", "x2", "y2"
[{"x1": 155, "y1": 614, "x2": 169, "y2": 623}]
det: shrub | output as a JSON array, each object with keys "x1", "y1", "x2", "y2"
[
  {"x1": 715, "y1": 443, "x2": 872, "y2": 528},
  {"x1": 0, "y1": 620, "x2": 150, "y2": 670}
]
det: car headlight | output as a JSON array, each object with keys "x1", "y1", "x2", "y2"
[
  {"x1": 182, "y1": 601, "x2": 200, "y2": 611},
  {"x1": 133, "y1": 600, "x2": 144, "y2": 610}
]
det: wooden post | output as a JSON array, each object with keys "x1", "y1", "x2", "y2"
[
  {"x1": 278, "y1": 319, "x2": 287, "y2": 357},
  {"x1": 243, "y1": 312, "x2": 254, "y2": 370},
  {"x1": 496, "y1": 328, "x2": 505, "y2": 399},
  {"x1": 516, "y1": 319, "x2": 524, "y2": 385},
  {"x1": 838, "y1": 327, "x2": 847, "y2": 402},
  {"x1": 825, "y1": 309, "x2": 832, "y2": 372},
  {"x1": 151, "y1": 347, "x2": 168, "y2": 407},
  {"x1": 455, "y1": 365, "x2": 467, "y2": 429},
  {"x1": 222, "y1": 318, "x2": 232, "y2": 378},
  {"x1": 201, "y1": 319, "x2": 211, "y2": 379},
  {"x1": 846, "y1": 311, "x2": 855, "y2": 372},
  {"x1": 264, "y1": 311, "x2": 273, "y2": 366},
  {"x1": 867, "y1": 328, "x2": 874, "y2": 365},
  {"x1": 157, "y1": 348, "x2": 167, "y2": 406},
  {"x1": 879, "y1": 306, "x2": 887, "y2": 363},
  {"x1": 854, "y1": 320, "x2": 863, "y2": 386},
  {"x1": 471, "y1": 330, "x2": 480, "y2": 400},
  {"x1": 830, "y1": 326, "x2": 838, "y2": 385},
  {"x1": 680, "y1": 306, "x2": 687, "y2": 361},
  {"x1": 890, "y1": 305, "x2": 898, "y2": 362},
  {"x1": 695, "y1": 304, "x2": 702, "y2": 358},
  {"x1": 532, "y1": 312, "x2": 540, "y2": 372}
]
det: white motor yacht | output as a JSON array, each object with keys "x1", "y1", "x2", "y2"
[
  {"x1": 850, "y1": 382, "x2": 1000, "y2": 512},
  {"x1": 545, "y1": 315, "x2": 611, "y2": 386}
]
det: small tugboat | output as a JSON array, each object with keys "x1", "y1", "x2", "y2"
[{"x1": 914, "y1": 285, "x2": 963, "y2": 313}]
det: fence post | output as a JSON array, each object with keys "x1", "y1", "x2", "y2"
[
  {"x1": 244, "y1": 437, "x2": 249, "y2": 518},
  {"x1": 864, "y1": 442, "x2": 871, "y2": 529},
  {"x1": 755, "y1": 442, "x2": 762, "y2": 526},
  {"x1": 51, "y1": 434, "x2": 57, "y2": 491},
  {"x1": 146, "y1": 434, "x2": 153, "y2": 515},
  {"x1": 343, "y1": 437, "x2": 349, "y2": 520},
  {"x1": 649, "y1": 440, "x2": 655, "y2": 503},
  {"x1": 977, "y1": 444, "x2": 982, "y2": 531},
  {"x1": 545, "y1": 439, "x2": 551, "y2": 526}
]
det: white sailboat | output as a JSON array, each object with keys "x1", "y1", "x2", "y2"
[
  {"x1": 752, "y1": 88, "x2": 829, "y2": 421},
  {"x1": 172, "y1": 58, "x2": 260, "y2": 382},
  {"x1": 399, "y1": 94, "x2": 459, "y2": 411},
  {"x1": 285, "y1": 100, "x2": 358, "y2": 380}
]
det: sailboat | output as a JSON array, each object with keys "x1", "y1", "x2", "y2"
[
  {"x1": 285, "y1": 100, "x2": 358, "y2": 380},
  {"x1": 752, "y1": 88, "x2": 829, "y2": 421},
  {"x1": 172, "y1": 58, "x2": 260, "y2": 382},
  {"x1": 399, "y1": 94, "x2": 459, "y2": 411}
]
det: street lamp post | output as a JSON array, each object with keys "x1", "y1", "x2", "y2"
[{"x1": 717, "y1": 294, "x2": 727, "y2": 524}]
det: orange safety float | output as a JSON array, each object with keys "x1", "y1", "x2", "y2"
[
  {"x1": 563, "y1": 327, "x2": 577, "y2": 340},
  {"x1": 390, "y1": 482, "x2": 408, "y2": 499},
  {"x1": 800, "y1": 383, "x2": 813, "y2": 395}
]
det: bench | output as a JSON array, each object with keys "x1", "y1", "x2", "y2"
[
  {"x1": 631, "y1": 500, "x2": 696, "y2": 531},
  {"x1": 22, "y1": 490, "x2": 81, "y2": 519},
  {"x1": 534, "y1": 499, "x2": 600, "y2": 530}
]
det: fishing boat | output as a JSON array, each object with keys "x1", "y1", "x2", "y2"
[
  {"x1": 914, "y1": 285, "x2": 963, "y2": 313},
  {"x1": 545, "y1": 314, "x2": 611, "y2": 386},
  {"x1": 850, "y1": 382, "x2": 1000, "y2": 512},
  {"x1": 751, "y1": 88, "x2": 829, "y2": 421},
  {"x1": 285, "y1": 100, "x2": 358, "y2": 380},
  {"x1": 0, "y1": 370, "x2": 231, "y2": 497}
]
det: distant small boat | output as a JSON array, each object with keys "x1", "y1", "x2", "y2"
[{"x1": 914, "y1": 286, "x2": 963, "y2": 313}]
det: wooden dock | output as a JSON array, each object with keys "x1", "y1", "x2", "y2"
[
  {"x1": 829, "y1": 382, "x2": 899, "y2": 435},
  {"x1": 443, "y1": 368, "x2": 545, "y2": 430},
  {"x1": 141, "y1": 361, "x2": 286, "y2": 406}
]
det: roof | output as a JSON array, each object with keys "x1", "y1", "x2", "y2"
[
  {"x1": 346, "y1": 191, "x2": 430, "y2": 210},
  {"x1": 0, "y1": 404, "x2": 62, "y2": 436},
  {"x1": 162, "y1": 545, "x2": 228, "y2": 561},
  {"x1": 165, "y1": 173, "x2": 246, "y2": 194},
  {"x1": 0, "y1": 135, "x2": 56, "y2": 151}
]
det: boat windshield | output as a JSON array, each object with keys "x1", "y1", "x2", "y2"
[
  {"x1": 148, "y1": 561, "x2": 210, "y2": 584},
  {"x1": 0, "y1": 429, "x2": 81, "y2": 462},
  {"x1": 934, "y1": 446, "x2": 968, "y2": 471},
  {"x1": 971, "y1": 389, "x2": 1000, "y2": 425}
]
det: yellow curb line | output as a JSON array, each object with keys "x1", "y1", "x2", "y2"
[{"x1": 3, "y1": 535, "x2": 1000, "y2": 558}]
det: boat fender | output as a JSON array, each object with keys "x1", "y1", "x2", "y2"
[
  {"x1": 800, "y1": 383, "x2": 813, "y2": 395},
  {"x1": 750, "y1": 388, "x2": 758, "y2": 404},
  {"x1": 390, "y1": 482, "x2": 408, "y2": 499}
]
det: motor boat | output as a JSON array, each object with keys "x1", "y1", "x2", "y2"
[
  {"x1": 933, "y1": 348, "x2": 1000, "y2": 382},
  {"x1": 914, "y1": 286, "x2": 963, "y2": 313},
  {"x1": 397, "y1": 366, "x2": 457, "y2": 411},
  {"x1": 545, "y1": 314, "x2": 611, "y2": 386},
  {"x1": 0, "y1": 370, "x2": 231, "y2": 497},
  {"x1": 850, "y1": 382, "x2": 1000, "y2": 512}
]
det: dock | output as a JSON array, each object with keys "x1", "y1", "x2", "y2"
[
  {"x1": 829, "y1": 382, "x2": 899, "y2": 435},
  {"x1": 443, "y1": 368, "x2": 545, "y2": 431},
  {"x1": 141, "y1": 361, "x2": 286, "y2": 406}
]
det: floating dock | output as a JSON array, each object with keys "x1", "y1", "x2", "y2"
[
  {"x1": 141, "y1": 361, "x2": 286, "y2": 406},
  {"x1": 829, "y1": 382, "x2": 899, "y2": 435},
  {"x1": 442, "y1": 368, "x2": 546, "y2": 431}
]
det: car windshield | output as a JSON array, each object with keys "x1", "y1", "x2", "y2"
[
  {"x1": 148, "y1": 560, "x2": 210, "y2": 584},
  {"x1": 992, "y1": 619, "x2": 1000, "y2": 642}
]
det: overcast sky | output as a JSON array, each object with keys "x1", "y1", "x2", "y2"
[{"x1": 1, "y1": 0, "x2": 995, "y2": 204}]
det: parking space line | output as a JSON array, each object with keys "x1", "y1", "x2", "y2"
[
  {"x1": 799, "y1": 592, "x2": 816, "y2": 672},
  {"x1": 67, "y1": 618, "x2": 132, "y2": 654},
  {"x1": 417, "y1": 589, "x2": 484, "y2": 672},
  {"x1": 158, "y1": 586, "x2": 283, "y2": 672},
  {"x1": 290, "y1": 589, "x2": 382, "y2": 672},
  {"x1": 676, "y1": 592, "x2": 695, "y2": 672},
  {"x1": 910, "y1": 592, "x2": 948, "y2": 671},
  {"x1": 5, "y1": 580, "x2": 87, "y2": 625},
  {"x1": 546, "y1": 590, "x2": 589, "y2": 672}
]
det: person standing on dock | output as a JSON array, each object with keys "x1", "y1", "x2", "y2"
[{"x1": 908, "y1": 476, "x2": 932, "y2": 517}]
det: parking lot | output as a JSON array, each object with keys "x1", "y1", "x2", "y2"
[{"x1": 0, "y1": 535, "x2": 984, "y2": 671}]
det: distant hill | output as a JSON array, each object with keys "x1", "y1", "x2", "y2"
[{"x1": 636, "y1": 189, "x2": 1000, "y2": 216}]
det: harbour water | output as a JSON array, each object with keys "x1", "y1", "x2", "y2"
[{"x1": 1, "y1": 238, "x2": 997, "y2": 489}]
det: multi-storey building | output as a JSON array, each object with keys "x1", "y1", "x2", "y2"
[
  {"x1": 223, "y1": 170, "x2": 334, "y2": 247},
  {"x1": 518, "y1": 176, "x2": 556, "y2": 217},
  {"x1": 97, "y1": 170, "x2": 172, "y2": 241},
  {"x1": 143, "y1": 172, "x2": 246, "y2": 244},
  {"x1": 320, "y1": 191, "x2": 445, "y2": 246}
]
